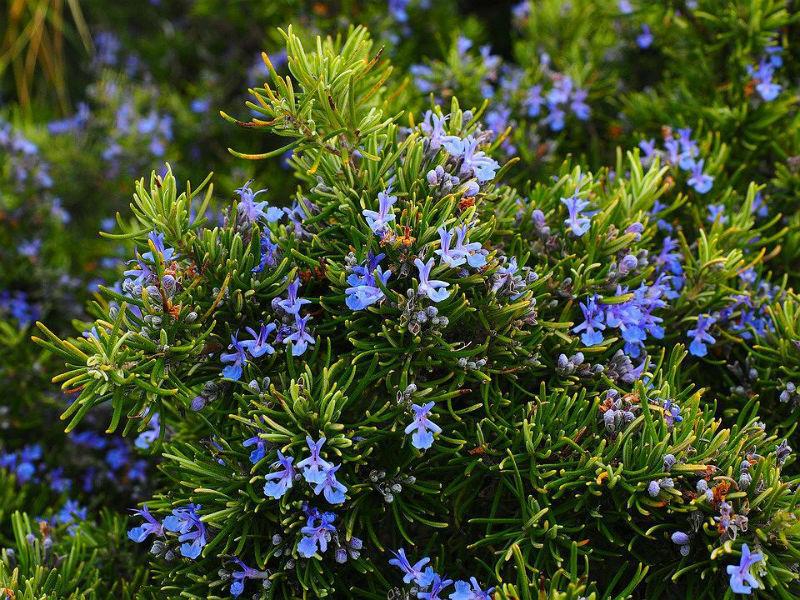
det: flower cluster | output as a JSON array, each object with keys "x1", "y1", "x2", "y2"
[{"x1": 639, "y1": 127, "x2": 714, "y2": 194}]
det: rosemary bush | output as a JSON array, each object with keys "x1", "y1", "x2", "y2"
[{"x1": 1, "y1": 1, "x2": 799, "y2": 599}]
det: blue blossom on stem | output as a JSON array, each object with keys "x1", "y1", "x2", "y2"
[
  {"x1": 726, "y1": 544, "x2": 763, "y2": 595},
  {"x1": 450, "y1": 578, "x2": 494, "y2": 600},
  {"x1": 283, "y1": 314, "x2": 315, "y2": 356},
  {"x1": 221, "y1": 333, "x2": 249, "y2": 380},
  {"x1": 276, "y1": 278, "x2": 311, "y2": 315},
  {"x1": 707, "y1": 203, "x2": 726, "y2": 224},
  {"x1": 252, "y1": 233, "x2": 279, "y2": 273},
  {"x1": 264, "y1": 450, "x2": 296, "y2": 499},
  {"x1": 435, "y1": 227, "x2": 466, "y2": 268},
  {"x1": 127, "y1": 505, "x2": 164, "y2": 542},
  {"x1": 297, "y1": 510, "x2": 336, "y2": 558},
  {"x1": 296, "y1": 436, "x2": 333, "y2": 484},
  {"x1": 243, "y1": 435, "x2": 267, "y2": 464},
  {"x1": 687, "y1": 159, "x2": 713, "y2": 194},
  {"x1": 163, "y1": 504, "x2": 207, "y2": 560},
  {"x1": 415, "y1": 258, "x2": 450, "y2": 302},
  {"x1": 363, "y1": 189, "x2": 397, "y2": 235},
  {"x1": 636, "y1": 25, "x2": 653, "y2": 49},
  {"x1": 405, "y1": 402, "x2": 442, "y2": 450},
  {"x1": 448, "y1": 136, "x2": 500, "y2": 182},
  {"x1": 454, "y1": 225, "x2": 486, "y2": 268},
  {"x1": 241, "y1": 323, "x2": 277, "y2": 358},
  {"x1": 346, "y1": 252, "x2": 392, "y2": 311},
  {"x1": 229, "y1": 558, "x2": 269, "y2": 598},
  {"x1": 561, "y1": 194, "x2": 593, "y2": 237},
  {"x1": 421, "y1": 111, "x2": 449, "y2": 151},
  {"x1": 573, "y1": 295, "x2": 606, "y2": 346},
  {"x1": 687, "y1": 314, "x2": 717, "y2": 357},
  {"x1": 418, "y1": 573, "x2": 454, "y2": 600},
  {"x1": 388, "y1": 548, "x2": 431, "y2": 584},
  {"x1": 235, "y1": 180, "x2": 283, "y2": 224},
  {"x1": 313, "y1": 463, "x2": 347, "y2": 505}
]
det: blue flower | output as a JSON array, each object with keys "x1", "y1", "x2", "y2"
[
  {"x1": 561, "y1": 194, "x2": 593, "y2": 237},
  {"x1": 221, "y1": 333, "x2": 249, "y2": 380},
  {"x1": 688, "y1": 314, "x2": 716, "y2": 357},
  {"x1": 449, "y1": 578, "x2": 494, "y2": 600},
  {"x1": 570, "y1": 88, "x2": 590, "y2": 121},
  {"x1": 435, "y1": 227, "x2": 466, "y2": 268},
  {"x1": 297, "y1": 510, "x2": 336, "y2": 558},
  {"x1": 748, "y1": 59, "x2": 782, "y2": 101},
  {"x1": 636, "y1": 24, "x2": 653, "y2": 49},
  {"x1": 345, "y1": 253, "x2": 392, "y2": 311},
  {"x1": 389, "y1": 548, "x2": 431, "y2": 584},
  {"x1": 296, "y1": 436, "x2": 333, "y2": 484},
  {"x1": 127, "y1": 505, "x2": 164, "y2": 542},
  {"x1": 726, "y1": 544, "x2": 763, "y2": 595},
  {"x1": 229, "y1": 558, "x2": 269, "y2": 598},
  {"x1": 235, "y1": 180, "x2": 283, "y2": 225},
  {"x1": 706, "y1": 203, "x2": 726, "y2": 224},
  {"x1": 448, "y1": 136, "x2": 500, "y2": 182},
  {"x1": 573, "y1": 295, "x2": 606, "y2": 346},
  {"x1": 54, "y1": 499, "x2": 87, "y2": 535},
  {"x1": 163, "y1": 504, "x2": 207, "y2": 559},
  {"x1": 264, "y1": 451, "x2": 296, "y2": 499},
  {"x1": 313, "y1": 463, "x2": 347, "y2": 505},
  {"x1": 418, "y1": 573, "x2": 454, "y2": 600},
  {"x1": 525, "y1": 84, "x2": 544, "y2": 117},
  {"x1": 277, "y1": 278, "x2": 311, "y2": 315},
  {"x1": 241, "y1": 323, "x2": 277, "y2": 358},
  {"x1": 283, "y1": 314, "x2": 315, "y2": 356},
  {"x1": 363, "y1": 189, "x2": 397, "y2": 235},
  {"x1": 687, "y1": 159, "x2": 713, "y2": 194},
  {"x1": 243, "y1": 434, "x2": 267, "y2": 464},
  {"x1": 134, "y1": 412, "x2": 160, "y2": 450},
  {"x1": 421, "y1": 111, "x2": 449, "y2": 151},
  {"x1": 454, "y1": 225, "x2": 486, "y2": 268},
  {"x1": 252, "y1": 233, "x2": 279, "y2": 273},
  {"x1": 415, "y1": 258, "x2": 450, "y2": 302},
  {"x1": 405, "y1": 402, "x2": 442, "y2": 450}
]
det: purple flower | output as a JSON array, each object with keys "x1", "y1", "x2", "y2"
[
  {"x1": 450, "y1": 578, "x2": 494, "y2": 600},
  {"x1": 313, "y1": 463, "x2": 347, "y2": 504},
  {"x1": 687, "y1": 314, "x2": 716, "y2": 357},
  {"x1": 235, "y1": 180, "x2": 283, "y2": 224},
  {"x1": 573, "y1": 295, "x2": 606, "y2": 346},
  {"x1": 570, "y1": 88, "x2": 590, "y2": 121},
  {"x1": 283, "y1": 314, "x2": 315, "y2": 356},
  {"x1": 636, "y1": 25, "x2": 653, "y2": 49},
  {"x1": 162, "y1": 504, "x2": 207, "y2": 559},
  {"x1": 421, "y1": 111, "x2": 449, "y2": 150},
  {"x1": 388, "y1": 548, "x2": 431, "y2": 584},
  {"x1": 277, "y1": 278, "x2": 311, "y2": 315},
  {"x1": 638, "y1": 138, "x2": 657, "y2": 165},
  {"x1": 241, "y1": 323, "x2": 277, "y2": 358},
  {"x1": 687, "y1": 159, "x2": 713, "y2": 194},
  {"x1": 726, "y1": 544, "x2": 763, "y2": 594},
  {"x1": 418, "y1": 573, "x2": 454, "y2": 600},
  {"x1": 252, "y1": 233, "x2": 279, "y2": 273},
  {"x1": 221, "y1": 333, "x2": 249, "y2": 380},
  {"x1": 296, "y1": 436, "x2": 333, "y2": 484},
  {"x1": 127, "y1": 505, "x2": 164, "y2": 542},
  {"x1": 561, "y1": 194, "x2": 592, "y2": 237},
  {"x1": 264, "y1": 450, "x2": 296, "y2": 499},
  {"x1": 363, "y1": 189, "x2": 397, "y2": 235},
  {"x1": 525, "y1": 85, "x2": 544, "y2": 117},
  {"x1": 748, "y1": 59, "x2": 782, "y2": 101},
  {"x1": 298, "y1": 510, "x2": 336, "y2": 558},
  {"x1": 243, "y1": 435, "x2": 267, "y2": 464},
  {"x1": 405, "y1": 402, "x2": 442, "y2": 450},
  {"x1": 448, "y1": 136, "x2": 500, "y2": 182},
  {"x1": 435, "y1": 227, "x2": 466, "y2": 268},
  {"x1": 229, "y1": 558, "x2": 269, "y2": 597},
  {"x1": 415, "y1": 258, "x2": 450, "y2": 302},
  {"x1": 346, "y1": 253, "x2": 392, "y2": 310},
  {"x1": 454, "y1": 225, "x2": 486, "y2": 268},
  {"x1": 706, "y1": 203, "x2": 726, "y2": 224}
]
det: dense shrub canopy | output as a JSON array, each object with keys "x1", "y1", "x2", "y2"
[{"x1": 1, "y1": 2, "x2": 800, "y2": 599}]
